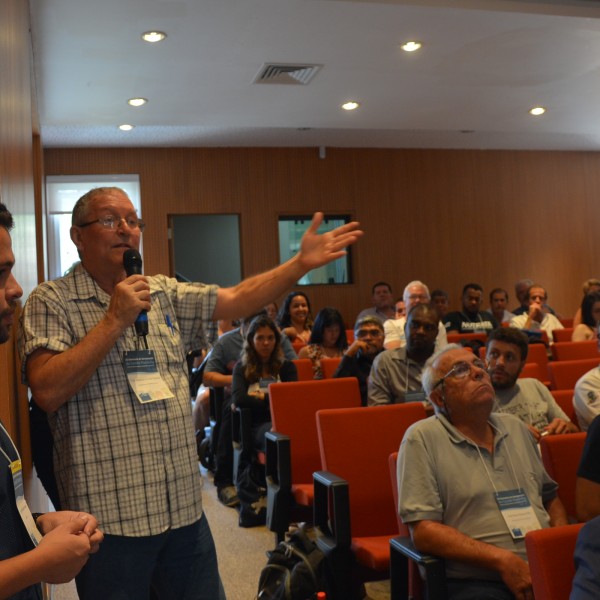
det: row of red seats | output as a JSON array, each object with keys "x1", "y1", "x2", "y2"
[{"x1": 263, "y1": 377, "x2": 587, "y2": 599}]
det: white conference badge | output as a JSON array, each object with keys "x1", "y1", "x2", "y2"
[
  {"x1": 123, "y1": 349, "x2": 174, "y2": 403},
  {"x1": 495, "y1": 489, "x2": 542, "y2": 540},
  {"x1": 12, "y1": 459, "x2": 43, "y2": 546}
]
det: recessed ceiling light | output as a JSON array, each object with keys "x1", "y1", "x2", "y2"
[
  {"x1": 127, "y1": 98, "x2": 148, "y2": 107},
  {"x1": 141, "y1": 31, "x2": 166, "y2": 43},
  {"x1": 119, "y1": 124, "x2": 134, "y2": 131},
  {"x1": 341, "y1": 101, "x2": 360, "y2": 111},
  {"x1": 529, "y1": 106, "x2": 546, "y2": 116},
  {"x1": 401, "y1": 41, "x2": 422, "y2": 52}
]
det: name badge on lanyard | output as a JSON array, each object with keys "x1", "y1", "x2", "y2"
[
  {"x1": 495, "y1": 489, "x2": 542, "y2": 540},
  {"x1": 10, "y1": 459, "x2": 43, "y2": 546},
  {"x1": 123, "y1": 349, "x2": 174, "y2": 403}
]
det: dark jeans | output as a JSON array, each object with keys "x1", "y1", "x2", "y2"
[
  {"x1": 75, "y1": 515, "x2": 226, "y2": 600},
  {"x1": 447, "y1": 579, "x2": 515, "y2": 600}
]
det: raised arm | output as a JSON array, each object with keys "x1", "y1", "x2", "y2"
[
  {"x1": 213, "y1": 213, "x2": 362, "y2": 319},
  {"x1": 410, "y1": 520, "x2": 532, "y2": 599}
]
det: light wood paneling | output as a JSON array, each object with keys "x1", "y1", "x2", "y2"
[{"x1": 44, "y1": 145, "x2": 600, "y2": 328}]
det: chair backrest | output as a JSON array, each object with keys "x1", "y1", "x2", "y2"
[
  {"x1": 317, "y1": 403, "x2": 427, "y2": 538},
  {"x1": 292, "y1": 358, "x2": 315, "y2": 381},
  {"x1": 539, "y1": 432, "x2": 587, "y2": 520},
  {"x1": 550, "y1": 389, "x2": 578, "y2": 427},
  {"x1": 346, "y1": 329, "x2": 355, "y2": 343},
  {"x1": 292, "y1": 339, "x2": 307, "y2": 354},
  {"x1": 526, "y1": 343, "x2": 549, "y2": 366},
  {"x1": 320, "y1": 357, "x2": 342, "y2": 379},
  {"x1": 548, "y1": 359, "x2": 599, "y2": 390},
  {"x1": 551, "y1": 341, "x2": 598, "y2": 361},
  {"x1": 269, "y1": 378, "x2": 361, "y2": 483},
  {"x1": 552, "y1": 327, "x2": 574, "y2": 343},
  {"x1": 525, "y1": 523, "x2": 584, "y2": 600},
  {"x1": 388, "y1": 452, "x2": 407, "y2": 536},
  {"x1": 519, "y1": 362, "x2": 551, "y2": 387},
  {"x1": 447, "y1": 332, "x2": 487, "y2": 345}
]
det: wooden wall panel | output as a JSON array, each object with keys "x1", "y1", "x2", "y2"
[
  {"x1": 44, "y1": 146, "x2": 600, "y2": 327},
  {"x1": 0, "y1": 0, "x2": 39, "y2": 479}
]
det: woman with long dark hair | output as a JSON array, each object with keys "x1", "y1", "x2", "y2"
[
  {"x1": 232, "y1": 315, "x2": 298, "y2": 450},
  {"x1": 572, "y1": 291, "x2": 600, "y2": 341},
  {"x1": 277, "y1": 291, "x2": 313, "y2": 344},
  {"x1": 298, "y1": 307, "x2": 347, "y2": 379}
]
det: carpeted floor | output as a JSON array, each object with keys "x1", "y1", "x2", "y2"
[{"x1": 53, "y1": 465, "x2": 391, "y2": 599}]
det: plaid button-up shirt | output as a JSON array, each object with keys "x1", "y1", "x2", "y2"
[{"x1": 21, "y1": 264, "x2": 218, "y2": 537}]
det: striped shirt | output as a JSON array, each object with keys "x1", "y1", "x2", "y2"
[{"x1": 20, "y1": 263, "x2": 218, "y2": 537}]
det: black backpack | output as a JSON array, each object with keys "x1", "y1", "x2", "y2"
[{"x1": 256, "y1": 528, "x2": 327, "y2": 600}]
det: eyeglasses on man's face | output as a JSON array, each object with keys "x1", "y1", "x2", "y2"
[
  {"x1": 77, "y1": 215, "x2": 146, "y2": 232},
  {"x1": 434, "y1": 358, "x2": 488, "y2": 389}
]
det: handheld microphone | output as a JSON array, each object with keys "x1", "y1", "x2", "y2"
[{"x1": 123, "y1": 249, "x2": 148, "y2": 338}]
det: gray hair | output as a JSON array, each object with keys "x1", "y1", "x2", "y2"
[
  {"x1": 422, "y1": 343, "x2": 462, "y2": 399},
  {"x1": 354, "y1": 315, "x2": 384, "y2": 334},
  {"x1": 72, "y1": 187, "x2": 130, "y2": 226},
  {"x1": 403, "y1": 280, "x2": 430, "y2": 303}
]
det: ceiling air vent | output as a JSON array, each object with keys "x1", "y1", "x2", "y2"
[{"x1": 253, "y1": 63, "x2": 322, "y2": 85}]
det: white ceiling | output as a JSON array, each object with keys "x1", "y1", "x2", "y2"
[{"x1": 29, "y1": 0, "x2": 600, "y2": 150}]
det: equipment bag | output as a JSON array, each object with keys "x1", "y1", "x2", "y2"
[{"x1": 256, "y1": 528, "x2": 327, "y2": 599}]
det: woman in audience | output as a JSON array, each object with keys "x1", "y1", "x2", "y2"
[
  {"x1": 264, "y1": 301, "x2": 278, "y2": 321},
  {"x1": 573, "y1": 278, "x2": 600, "y2": 328},
  {"x1": 231, "y1": 315, "x2": 297, "y2": 451},
  {"x1": 298, "y1": 307, "x2": 348, "y2": 379},
  {"x1": 572, "y1": 291, "x2": 600, "y2": 341},
  {"x1": 277, "y1": 291, "x2": 313, "y2": 343}
]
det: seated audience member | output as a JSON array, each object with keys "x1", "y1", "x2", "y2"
[
  {"x1": 355, "y1": 281, "x2": 395, "y2": 324},
  {"x1": 573, "y1": 278, "x2": 600, "y2": 328},
  {"x1": 487, "y1": 327, "x2": 578, "y2": 441},
  {"x1": 333, "y1": 316, "x2": 385, "y2": 405},
  {"x1": 575, "y1": 415, "x2": 600, "y2": 522},
  {"x1": 264, "y1": 301, "x2": 278, "y2": 321},
  {"x1": 394, "y1": 298, "x2": 406, "y2": 319},
  {"x1": 445, "y1": 283, "x2": 500, "y2": 334},
  {"x1": 572, "y1": 291, "x2": 600, "y2": 342},
  {"x1": 231, "y1": 316, "x2": 298, "y2": 451},
  {"x1": 571, "y1": 515, "x2": 600, "y2": 600},
  {"x1": 574, "y1": 364, "x2": 600, "y2": 432},
  {"x1": 203, "y1": 312, "x2": 297, "y2": 507},
  {"x1": 430, "y1": 288, "x2": 450, "y2": 322},
  {"x1": 398, "y1": 345, "x2": 568, "y2": 600},
  {"x1": 489, "y1": 287, "x2": 515, "y2": 324},
  {"x1": 368, "y1": 304, "x2": 438, "y2": 406},
  {"x1": 513, "y1": 278, "x2": 534, "y2": 315},
  {"x1": 277, "y1": 291, "x2": 313, "y2": 344},
  {"x1": 298, "y1": 307, "x2": 348, "y2": 379},
  {"x1": 384, "y1": 281, "x2": 447, "y2": 350},
  {"x1": 510, "y1": 284, "x2": 563, "y2": 343}
]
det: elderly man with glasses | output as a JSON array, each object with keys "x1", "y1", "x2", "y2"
[
  {"x1": 397, "y1": 344, "x2": 568, "y2": 600},
  {"x1": 19, "y1": 187, "x2": 362, "y2": 600}
]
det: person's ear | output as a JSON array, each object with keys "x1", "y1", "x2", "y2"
[
  {"x1": 70, "y1": 226, "x2": 84, "y2": 252},
  {"x1": 428, "y1": 387, "x2": 444, "y2": 411}
]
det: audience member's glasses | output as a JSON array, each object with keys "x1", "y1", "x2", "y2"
[
  {"x1": 434, "y1": 359, "x2": 488, "y2": 389},
  {"x1": 78, "y1": 215, "x2": 146, "y2": 232},
  {"x1": 408, "y1": 320, "x2": 437, "y2": 332},
  {"x1": 408, "y1": 294, "x2": 428, "y2": 302},
  {"x1": 356, "y1": 328, "x2": 382, "y2": 339}
]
